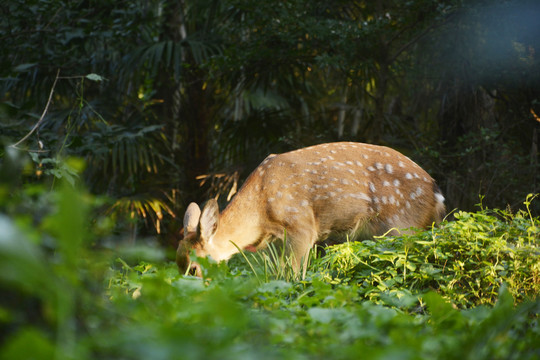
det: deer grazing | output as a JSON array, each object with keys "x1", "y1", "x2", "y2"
[{"x1": 176, "y1": 142, "x2": 445, "y2": 277}]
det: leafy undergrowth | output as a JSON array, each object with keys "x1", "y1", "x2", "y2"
[
  {"x1": 315, "y1": 201, "x2": 540, "y2": 308},
  {"x1": 1, "y1": 184, "x2": 539, "y2": 359},
  {"x1": 105, "y1": 261, "x2": 539, "y2": 360},
  {"x1": 106, "y1": 197, "x2": 539, "y2": 359}
]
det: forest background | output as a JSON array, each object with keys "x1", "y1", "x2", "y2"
[
  {"x1": 1, "y1": 0, "x2": 539, "y2": 244},
  {"x1": 1, "y1": 1, "x2": 539, "y2": 359}
]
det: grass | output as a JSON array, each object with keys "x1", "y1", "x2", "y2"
[{"x1": 230, "y1": 230, "x2": 317, "y2": 283}]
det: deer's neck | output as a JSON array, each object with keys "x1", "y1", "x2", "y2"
[{"x1": 209, "y1": 184, "x2": 265, "y2": 261}]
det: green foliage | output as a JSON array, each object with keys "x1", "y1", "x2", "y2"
[
  {"x1": 230, "y1": 237, "x2": 316, "y2": 283},
  {"x1": 105, "y1": 261, "x2": 539, "y2": 360},
  {"x1": 0, "y1": 169, "x2": 538, "y2": 359},
  {"x1": 316, "y1": 198, "x2": 540, "y2": 308}
]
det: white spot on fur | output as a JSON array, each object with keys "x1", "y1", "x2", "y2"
[
  {"x1": 393, "y1": 179, "x2": 401, "y2": 187},
  {"x1": 350, "y1": 193, "x2": 371, "y2": 201},
  {"x1": 300, "y1": 200, "x2": 309, "y2": 207},
  {"x1": 385, "y1": 164, "x2": 393, "y2": 174},
  {"x1": 341, "y1": 179, "x2": 350, "y2": 185},
  {"x1": 285, "y1": 206, "x2": 299, "y2": 213},
  {"x1": 435, "y1": 193, "x2": 445, "y2": 204},
  {"x1": 383, "y1": 181, "x2": 391, "y2": 187},
  {"x1": 405, "y1": 173, "x2": 413, "y2": 180},
  {"x1": 369, "y1": 182, "x2": 376, "y2": 192}
]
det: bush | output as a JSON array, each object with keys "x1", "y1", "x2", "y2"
[{"x1": 316, "y1": 196, "x2": 540, "y2": 308}]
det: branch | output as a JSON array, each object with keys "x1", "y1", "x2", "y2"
[{"x1": 10, "y1": 68, "x2": 61, "y2": 149}]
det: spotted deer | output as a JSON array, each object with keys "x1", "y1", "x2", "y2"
[{"x1": 176, "y1": 142, "x2": 445, "y2": 277}]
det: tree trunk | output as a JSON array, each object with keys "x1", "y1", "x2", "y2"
[{"x1": 157, "y1": 0, "x2": 211, "y2": 205}]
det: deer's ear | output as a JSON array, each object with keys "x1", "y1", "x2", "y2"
[
  {"x1": 199, "y1": 199, "x2": 220, "y2": 241},
  {"x1": 183, "y1": 203, "x2": 201, "y2": 237}
]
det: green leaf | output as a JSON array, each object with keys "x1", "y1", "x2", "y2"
[
  {"x1": 85, "y1": 73, "x2": 104, "y2": 82},
  {"x1": 13, "y1": 63, "x2": 37, "y2": 72},
  {"x1": 0, "y1": 328, "x2": 55, "y2": 360},
  {"x1": 424, "y1": 292, "x2": 463, "y2": 329},
  {"x1": 0, "y1": 215, "x2": 54, "y2": 298},
  {"x1": 257, "y1": 280, "x2": 293, "y2": 294},
  {"x1": 308, "y1": 307, "x2": 345, "y2": 324}
]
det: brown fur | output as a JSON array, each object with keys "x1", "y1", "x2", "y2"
[{"x1": 176, "y1": 142, "x2": 445, "y2": 277}]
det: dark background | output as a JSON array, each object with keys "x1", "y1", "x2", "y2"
[{"x1": 1, "y1": 0, "x2": 539, "y2": 243}]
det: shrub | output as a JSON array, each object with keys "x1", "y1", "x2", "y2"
[{"x1": 315, "y1": 195, "x2": 540, "y2": 308}]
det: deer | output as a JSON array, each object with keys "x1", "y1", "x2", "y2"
[{"x1": 176, "y1": 142, "x2": 445, "y2": 278}]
